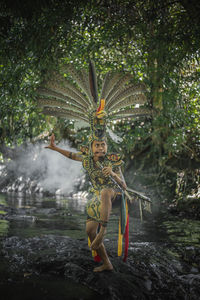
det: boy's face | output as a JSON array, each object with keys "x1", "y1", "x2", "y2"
[{"x1": 92, "y1": 140, "x2": 107, "y2": 159}]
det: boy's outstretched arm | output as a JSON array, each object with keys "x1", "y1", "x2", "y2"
[{"x1": 45, "y1": 133, "x2": 82, "y2": 162}]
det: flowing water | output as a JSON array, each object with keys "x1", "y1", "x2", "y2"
[
  {"x1": 0, "y1": 192, "x2": 149, "y2": 241},
  {"x1": 0, "y1": 192, "x2": 87, "y2": 239},
  {"x1": 0, "y1": 191, "x2": 200, "y2": 257}
]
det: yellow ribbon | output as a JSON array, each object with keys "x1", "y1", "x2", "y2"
[
  {"x1": 118, "y1": 216, "x2": 123, "y2": 256},
  {"x1": 118, "y1": 197, "x2": 129, "y2": 256},
  {"x1": 88, "y1": 237, "x2": 98, "y2": 257}
]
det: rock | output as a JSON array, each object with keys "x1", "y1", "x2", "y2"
[
  {"x1": 36, "y1": 208, "x2": 57, "y2": 215},
  {"x1": 64, "y1": 262, "x2": 87, "y2": 279},
  {"x1": 0, "y1": 234, "x2": 200, "y2": 300},
  {"x1": 18, "y1": 183, "x2": 26, "y2": 192},
  {"x1": 55, "y1": 189, "x2": 62, "y2": 195},
  {"x1": 6, "y1": 215, "x2": 36, "y2": 222},
  {"x1": 0, "y1": 235, "x2": 150, "y2": 299},
  {"x1": 72, "y1": 191, "x2": 88, "y2": 199}
]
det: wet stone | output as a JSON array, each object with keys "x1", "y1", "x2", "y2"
[
  {"x1": 0, "y1": 235, "x2": 150, "y2": 299},
  {"x1": 0, "y1": 234, "x2": 200, "y2": 300},
  {"x1": 0, "y1": 193, "x2": 200, "y2": 299}
]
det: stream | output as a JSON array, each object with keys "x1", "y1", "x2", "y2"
[{"x1": 0, "y1": 192, "x2": 200, "y2": 300}]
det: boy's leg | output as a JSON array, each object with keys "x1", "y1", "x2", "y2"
[
  {"x1": 91, "y1": 188, "x2": 115, "y2": 250},
  {"x1": 86, "y1": 220, "x2": 113, "y2": 272}
]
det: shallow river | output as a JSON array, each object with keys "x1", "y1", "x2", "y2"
[{"x1": 0, "y1": 192, "x2": 155, "y2": 242}]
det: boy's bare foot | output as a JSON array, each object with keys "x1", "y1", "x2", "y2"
[{"x1": 93, "y1": 263, "x2": 113, "y2": 272}]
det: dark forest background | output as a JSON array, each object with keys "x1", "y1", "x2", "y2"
[{"x1": 0, "y1": 0, "x2": 200, "y2": 212}]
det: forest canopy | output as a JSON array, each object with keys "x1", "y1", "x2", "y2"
[{"x1": 0, "y1": 0, "x2": 199, "y2": 174}]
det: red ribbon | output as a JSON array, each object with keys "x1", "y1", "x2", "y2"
[
  {"x1": 94, "y1": 254, "x2": 101, "y2": 262},
  {"x1": 123, "y1": 214, "x2": 129, "y2": 262}
]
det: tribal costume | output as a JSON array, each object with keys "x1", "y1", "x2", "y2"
[
  {"x1": 37, "y1": 60, "x2": 152, "y2": 261},
  {"x1": 82, "y1": 151, "x2": 123, "y2": 223}
]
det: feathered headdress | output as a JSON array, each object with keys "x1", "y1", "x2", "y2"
[{"x1": 37, "y1": 60, "x2": 151, "y2": 142}]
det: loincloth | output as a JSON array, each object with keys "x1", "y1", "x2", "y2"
[{"x1": 86, "y1": 189, "x2": 122, "y2": 223}]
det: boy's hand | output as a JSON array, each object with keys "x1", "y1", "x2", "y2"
[
  {"x1": 45, "y1": 133, "x2": 56, "y2": 149},
  {"x1": 102, "y1": 166, "x2": 114, "y2": 177}
]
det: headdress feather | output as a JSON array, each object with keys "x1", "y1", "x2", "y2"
[
  {"x1": 89, "y1": 60, "x2": 98, "y2": 104},
  {"x1": 37, "y1": 62, "x2": 151, "y2": 134},
  {"x1": 51, "y1": 72, "x2": 91, "y2": 107},
  {"x1": 110, "y1": 94, "x2": 147, "y2": 112},
  {"x1": 110, "y1": 107, "x2": 152, "y2": 120},
  {"x1": 107, "y1": 84, "x2": 146, "y2": 111},
  {"x1": 40, "y1": 82, "x2": 88, "y2": 110},
  {"x1": 62, "y1": 65, "x2": 94, "y2": 107},
  {"x1": 37, "y1": 88, "x2": 87, "y2": 112},
  {"x1": 37, "y1": 97, "x2": 87, "y2": 114},
  {"x1": 42, "y1": 106, "x2": 89, "y2": 122},
  {"x1": 105, "y1": 74, "x2": 132, "y2": 106},
  {"x1": 100, "y1": 73, "x2": 122, "y2": 101}
]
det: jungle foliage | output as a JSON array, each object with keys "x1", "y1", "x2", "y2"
[{"x1": 0, "y1": 0, "x2": 200, "y2": 199}]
